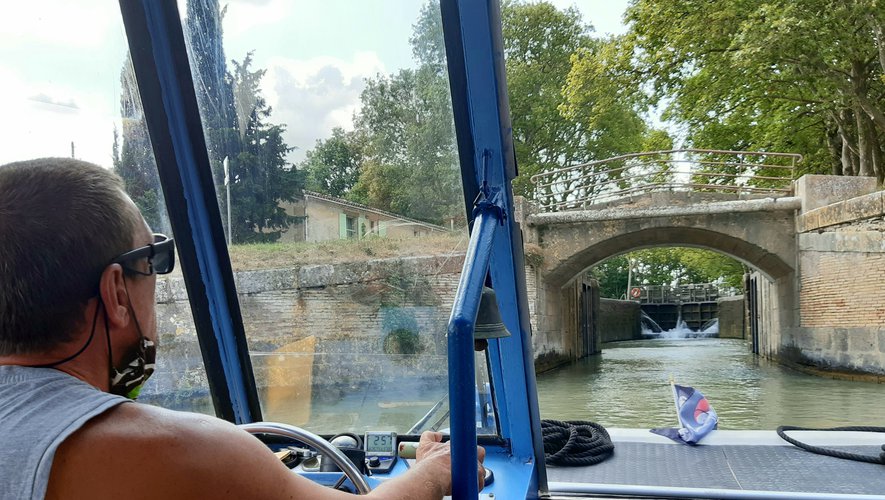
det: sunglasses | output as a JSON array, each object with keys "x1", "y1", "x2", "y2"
[{"x1": 110, "y1": 233, "x2": 176, "y2": 276}]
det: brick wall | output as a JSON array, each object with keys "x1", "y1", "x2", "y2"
[
  {"x1": 790, "y1": 225, "x2": 885, "y2": 376},
  {"x1": 800, "y1": 252, "x2": 885, "y2": 327},
  {"x1": 799, "y1": 237, "x2": 885, "y2": 328}
]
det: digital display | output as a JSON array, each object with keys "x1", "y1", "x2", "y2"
[{"x1": 364, "y1": 431, "x2": 397, "y2": 456}]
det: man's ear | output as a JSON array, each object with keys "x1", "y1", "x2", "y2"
[{"x1": 98, "y1": 264, "x2": 131, "y2": 328}]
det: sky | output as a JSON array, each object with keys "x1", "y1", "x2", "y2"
[{"x1": 0, "y1": 0, "x2": 631, "y2": 167}]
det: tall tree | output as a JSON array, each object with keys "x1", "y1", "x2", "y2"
[
  {"x1": 348, "y1": 2, "x2": 462, "y2": 225},
  {"x1": 504, "y1": 1, "x2": 671, "y2": 203},
  {"x1": 184, "y1": 0, "x2": 240, "y2": 158},
  {"x1": 113, "y1": 57, "x2": 169, "y2": 234},
  {"x1": 590, "y1": 248, "x2": 745, "y2": 298},
  {"x1": 624, "y1": 0, "x2": 885, "y2": 182},
  {"x1": 226, "y1": 54, "x2": 304, "y2": 243},
  {"x1": 502, "y1": 1, "x2": 593, "y2": 198},
  {"x1": 116, "y1": 0, "x2": 303, "y2": 242}
]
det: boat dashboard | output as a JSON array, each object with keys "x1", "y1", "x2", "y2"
[{"x1": 251, "y1": 428, "x2": 526, "y2": 498}]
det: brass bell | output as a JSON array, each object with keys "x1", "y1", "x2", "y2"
[{"x1": 474, "y1": 286, "x2": 512, "y2": 340}]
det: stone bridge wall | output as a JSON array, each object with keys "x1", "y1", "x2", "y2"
[
  {"x1": 782, "y1": 177, "x2": 885, "y2": 379},
  {"x1": 518, "y1": 190, "x2": 799, "y2": 370},
  {"x1": 520, "y1": 175, "x2": 885, "y2": 379}
]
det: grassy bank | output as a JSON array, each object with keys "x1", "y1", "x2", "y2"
[{"x1": 224, "y1": 231, "x2": 468, "y2": 271}]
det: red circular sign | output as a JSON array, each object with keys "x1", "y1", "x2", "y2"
[{"x1": 630, "y1": 287, "x2": 642, "y2": 298}]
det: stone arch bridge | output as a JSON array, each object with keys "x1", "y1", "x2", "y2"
[{"x1": 516, "y1": 176, "x2": 885, "y2": 378}]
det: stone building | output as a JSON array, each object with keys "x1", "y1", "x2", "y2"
[{"x1": 280, "y1": 191, "x2": 448, "y2": 243}]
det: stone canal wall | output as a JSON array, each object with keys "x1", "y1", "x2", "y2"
[
  {"x1": 598, "y1": 299, "x2": 642, "y2": 343},
  {"x1": 785, "y1": 177, "x2": 885, "y2": 378},
  {"x1": 149, "y1": 255, "x2": 467, "y2": 403}
]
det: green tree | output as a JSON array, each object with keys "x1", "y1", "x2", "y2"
[
  {"x1": 504, "y1": 1, "x2": 672, "y2": 204},
  {"x1": 588, "y1": 254, "x2": 629, "y2": 298},
  {"x1": 226, "y1": 54, "x2": 304, "y2": 243},
  {"x1": 301, "y1": 127, "x2": 364, "y2": 198},
  {"x1": 347, "y1": 2, "x2": 462, "y2": 224},
  {"x1": 113, "y1": 57, "x2": 168, "y2": 234},
  {"x1": 624, "y1": 0, "x2": 885, "y2": 182},
  {"x1": 501, "y1": 1, "x2": 593, "y2": 198},
  {"x1": 590, "y1": 248, "x2": 745, "y2": 298},
  {"x1": 184, "y1": 0, "x2": 240, "y2": 157},
  {"x1": 115, "y1": 0, "x2": 306, "y2": 243}
]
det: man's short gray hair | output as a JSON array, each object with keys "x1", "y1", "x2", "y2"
[{"x1": 0, "y1": 158, "x2": 144, "y2": 355}]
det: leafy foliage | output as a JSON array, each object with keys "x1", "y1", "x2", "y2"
[
  {"x1": 348, "y1": 64, "x2": 462, "y2": 225},
  {"x1": 502, "y1": 1, "x2": 673, "y2": 204},
  {"x1": 302, "y1": 128, "x2": 364, "y2": 198},
  {"x1": 501, "y1": 2, "x2": 592, "y2": 198},
  {"x1": 225, "y1": 54, "x2": 304, "y2": 243},
  {"x1": 296, "y1": 1, "x2": 463, "y2": 226},
  {"x1": 112, "y1": 57, "x2": 168, "y2": 234},
  {"x1": 623, "y1": 0, "x2": 885, "y2": 182},
  {"x1": 590, "y1": 248, "x2": 745, "y2": 299}
]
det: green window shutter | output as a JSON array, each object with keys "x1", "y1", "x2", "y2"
[
  {"x1": 379, "y1": 220, "x2": 387, "y2": 237},
  {"x1": 358, "y1": 216, "x2": 367, "y2": 239},
  {"x1": 339, "y1": 213, "x2": 347, "y2": 239}
]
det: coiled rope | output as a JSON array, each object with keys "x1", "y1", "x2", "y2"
[
  {"x1": 541, "y1": 419, "x2": 614, "y2": 466},
  {"x1": 777, "y1": 426, "x2": 885, "y2": 464}
]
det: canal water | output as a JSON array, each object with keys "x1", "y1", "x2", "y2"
[{"x1": 535, "y1": 337, "x2": 885, "y2": 430}]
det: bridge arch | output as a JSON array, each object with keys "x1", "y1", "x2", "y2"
[
  {"x1": 521, "y1": 201, "x2": 799, "y2": 372},
  {"x1": 545, "y1": 226, "x2": 793, "y2": 290}
]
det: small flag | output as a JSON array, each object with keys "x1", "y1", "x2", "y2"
[{"x1": 651, "y1": 383, "x2": 718, "y2": 445}]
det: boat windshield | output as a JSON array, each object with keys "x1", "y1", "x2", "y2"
[
  {"x1": 1, "y1": 0, "x2": 498, "y2": 437},
  {"x1": 157, "y1": 0, "x2": 494, "y2": 436}
]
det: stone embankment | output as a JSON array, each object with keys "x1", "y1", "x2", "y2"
[{"x1": 148, "y1": 255, "x2": 467, "y2": 407}]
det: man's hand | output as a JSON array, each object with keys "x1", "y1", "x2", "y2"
[{"x1": 416, "y1": 431, "x2": 486, "y2": 494}]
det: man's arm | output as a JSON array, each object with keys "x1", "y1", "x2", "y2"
[{"x1": 46, "y1": 403, "x2": 476, "y2": 500}]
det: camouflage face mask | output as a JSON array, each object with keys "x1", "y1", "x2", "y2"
[{"x1": 108, "y1": 337, "x2": 156, "y2": 400}]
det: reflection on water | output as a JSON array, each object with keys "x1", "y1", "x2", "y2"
[{"x1": 536, "y1": 338, "x2": 885, "y2": 430}]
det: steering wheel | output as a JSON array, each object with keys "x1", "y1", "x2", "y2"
[{"x1": 240, "y1": 422, "x2": 372, "y2": 494}]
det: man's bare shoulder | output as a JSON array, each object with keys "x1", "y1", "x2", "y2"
[
  {"x1": 72, "y1": 401, "x2": 240, "y2": 446},
  {"x1": 46, "y1": 403, "x2": 323, "y2": 500}
]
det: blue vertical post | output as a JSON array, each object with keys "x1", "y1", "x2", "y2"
[
  {"x1": 440, "y1": 0, "x2": 547, "y2": 497},
  {"x1": 447, "y1": 208, "x2": 499, "y2": 500}
]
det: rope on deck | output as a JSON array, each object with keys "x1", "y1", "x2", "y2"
[
  {"x1": 541, "y1": 419, "x2": 615, "y2": 466},
  {"x1": 777, "y1": 426, "x2": 885, "y2": 464}
]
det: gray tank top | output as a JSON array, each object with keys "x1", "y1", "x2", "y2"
[{"x1": 0, "y1": 365, "x2": 130, "y2": 499}]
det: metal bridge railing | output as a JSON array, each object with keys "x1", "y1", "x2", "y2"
[{"x1": 530, "y1": 149, "x2": 802, "y2": 212}]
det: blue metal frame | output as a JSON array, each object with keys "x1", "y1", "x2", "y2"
[
  {"x1": 441, "y1": 0, "x2": 547, "y2": 498},
  {"x1": 119, "y1": 0, "x2": 262, "y2": 424},
  {"x1": 121, "y1": 0, "x2": 546, "y2": 496},
  {"x1": 447, "y1": 207, "x2": 498, "y2": 499}
]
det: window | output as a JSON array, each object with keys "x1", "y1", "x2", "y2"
[
  {"x1": 346, "y1": 215, "x2": 357, "y2": 240},
  {"x1": 1, "y1": 0, "x2": 213, "y2": 415},
  {"x1": 182, "y1": 0, "x2": 474, "y2": 435}
]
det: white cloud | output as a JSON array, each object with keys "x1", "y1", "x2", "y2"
[
  {"x1": 221, "y1": 0, "x2": 293, "y2": 38},
  {"x1": 261, "y1": 52, "x2": 386, "y2": 162},
  {"x1": 0, "y1": 1, "x2": 117, "y2": 49},
  {"x1": 0, "y1": 67, "x2": 120, "y2": 166},
  {"x1": 28, "y1": 93, "x2": 80, "y2": 112},
  {"x1": 546, "y1": 0, "x2": 629, "y2": 35}
]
